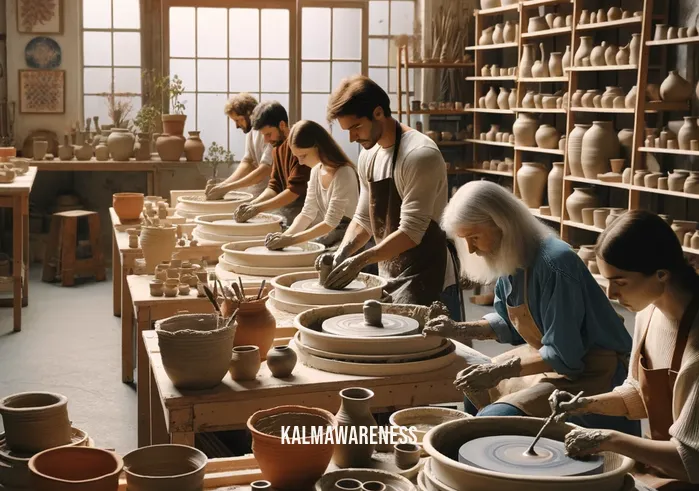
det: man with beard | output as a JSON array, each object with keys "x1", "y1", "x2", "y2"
[
  {"x1": 234, "y1": 101, "x2": 311, "y2": 226},
  {"x1": 207, "y1": 93, "x2": 272, "y2": 200},
  {"x1": 319, "y1": 75, "x2": 461, "y2": 320},
  {"x1": 423, "y1": 180, "x2": 639, "y2": 436}
]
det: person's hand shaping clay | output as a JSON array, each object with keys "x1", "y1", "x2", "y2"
[
  {"x1": 454, "y1": 357, "x2": 520, "y2": 391},
  {"x1": 323, "y1": 255, "x2": 364, "y2": 290},
  {"x1": 206, "y1": 183, "x2": 228, "y2": 201},
  {"x1": 423, "y1": 315, "x2": 458, "y2": 338},
  {"x1": 564, "y1": 428, "x2": 611, "y2": 457},
  {"x1": 314, "y1": 250, "x2": 347, "y2": 271},
  {"x1": 549, "y1": 389, "x2": 591, "y2": 415},
  {"x1": 265, "y1": 232, "x2": 293, "y2": 251},
  {"x1": 235, "y1": 203, "x2": 259, "y2": 223}
]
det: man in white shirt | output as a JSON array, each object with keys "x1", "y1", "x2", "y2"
[
  {"x1": 321, "y1": 75, "x2": 462, "y2": 320},
  {"x1": 206, "y1": 93, "x2": 273, "y2": 200}
]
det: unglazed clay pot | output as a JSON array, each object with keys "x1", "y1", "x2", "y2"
[
  {"x1": 513, "y1": 113, "x2": 537, "y2": 147},
  {"x1": 567, "y1": 124, "x2": 590, "y2": 177},
  {"x1": 562, "y1": 45, "x2": 571, "y2": 69},
  {"x1": 606, "y1": 209, "x2": 626, "y2": 228},
  {"x1": 581, "y1": 121, "x2": 618, "y2": 178},
  {"x1": 590, "y1": 41, "x2": 607, "y2": 66},
  {"x1": 266, "y1": 345, "x2": 297, "y2": 378},
  {"x1": 28, "y1": 447, "x2": 123, "y2": 491},
  {"x1": 616, "y1": 44, "x2": 630, "y2": 65},
  {"x1": 140, "y1": 226, "x2": 176, "y2": 273},
  {"x1": 486, "y1": 125, "x2": 499, "y2": 142},
  {"x1": 566, "y1": 187, "x2": 598, "y2": 222},
  {"x1": 604, "y1": 44, "x2": 618, "y2": 66},
  {"x1": 497, "y1": 88, "x2": 510, "y2": 110},
  {"x1": 549, "y1": 52, "x2": 563, "y2": 77},
  {"x1": 517, "y1": 162, "x2": 547, "y2": 209},
  {"x1": 577, "y1": 245, "x2": 595, "y2": 266},
  {"x1": 617, "y1": 128, "x2": 634, "y2": 159},
  {"x1": 570, "y1": 89, "x2": 584, "y2": 107},
  {"x1": 107, "y1": 128, "x2": 135, "y2": 161},
  {"x1": 601, "y1": 87, "x2": 623, "y2": 108},
  {"x1": 668, "y1": 170, "x2": 690, "y2": 191},
  {"x1": 134, "y1": 133, "x2": 151, "y2": 160},
  {"x1": 521, "y1": 91, "x2": 536, "y2": 108},
  {"x1": 531, "y1": 43, "x2": 549, "y2": 77},
  {"x1": 113, "y1": 192, "x2": 144, "y2": 222},
  {"x1": 519, "y1": 44, "x2": 536, "y2": 78},
  {"x1": 161, "y1": 114, "x2": 187, "y2": 137},
  {"x1": 32, "y1": 140, "x2": 48, "y2": 160},
  {"x1": 503, "y1": 21, "x2": 517, "y2": 42},
  {"x1": 678, "y1": 117, "x2": 699, "y2": 150},
  {"x1": 574, "y1": 36, "x2": 593, "y2": 66},
  {"x1": 484, "y1": 87, "x2": 498, "y2": 109},
  {"x1": 685, "y1": 172, "x2": 699, "y2": 194},
  {"x1": 481, "y1": 0, "x2": 499, "y2": 10},
  {"x1": 234, "y1": 297, "x2": 276, "y2": 360},
  {"x1": 492, "y1": 23, "x2": 504, "y2": 44},
  {"x1": 333, "y1": 388, "x2": 378, "y2": 468},
  {"x1": 248, "y1": 406, "x2": 336, "y2": 490},
  {"x1": 156, "y1": 133, "x2": 185, "y2": 161},
  {"x1": 535, "y1": 125, "x2": 560, "y2": 149},
  {"x1": 123, "y1": 444, "x2": 207, "y2": 491},
  {"x1": 548, "y1": 162, "x2": 564, "y2": 217},
  {"x1": 527, "y1": 16, "x2": 548, "y2": 33},
  {"x1": 692, "y1": 231, "x2": 699, "y2": 250},
  {"x1": 0, "y1": 392, "x2": 72, "y2": 453},
  {"x1": 630, "y1": 34, "x2": 641, "y2": 65},
  {"x1": 660, "y1": 71, "x2": 693, "y2": 102},
  {"x1": 156, "y1": 313, "x2": 235, "y2": 389},
  {"x1": 508, "y1": 88, "x2": 518, "y2": 109},
  {"x1": 671, "y1": 220, "x2": 698, "y2": 243},
  {"x1": 184, "y1": 131, "x2": 205, "y2": 161},
  {"x1": 229, "y1": 345, "x2": 261, "y2": 381},
  {"x1": 581, "y1": 90, "x2": 598, "y2": 108}
]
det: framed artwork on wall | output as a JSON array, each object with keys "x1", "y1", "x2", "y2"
[
  {"x1": 17, "y1": 0, "x2": 63, "y2": 34},
  {"x1": 18, "y1": 69, "x2": 66, "y2": 114}
]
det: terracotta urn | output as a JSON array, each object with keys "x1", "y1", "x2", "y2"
[
  {"x1": 134, "y1": 133, "x2": 151, "y2": 160},
  {"x1": 610, "y1": 159, "x2": 625, "y2": 174},
  {"x1": 660, "y1": 71, "x2": 693, "y2": 102},
  {"x1": 122, "y1": 444, "x2": 207, "y2": 491},
  {"x1": 234, "y1": 297, "x2": 276, "y2": 360},
  {"x1": 548, "y1": 162, "x2": 564, "y2": 217},
  {"x1": 519, "y1": 44, "x2": 537, "y2": 78},
  {"x1": 156, "y1": 133, "x2": 185, "y2": 161},
  {"x1": 685, "y1": 172, "x2": 699, "y2": 194},
  {"x1": 535, "y1": 125, "x2": 560, "y2": 149},
  {"x1": 513, "y1": 113, "x2": 538, "y2": 147},
  {"x1": 574, "y1": 36, "x2": 594, "y2": 66},
  {"x1": 333, "y1": 388, "x2": 378, "y2": 468},
  {"x1": 0, "y1": 392, "x2": 72, "y2": 453},
  {"x1": 112, "y1": 193, "x2": 144, "y2": 222},
  {"x1": 517, "y1": 162, "x2": 547, "y2": 209},
  {"x1": 183, "y1": 131, "x2": 205, "y2": 161},
  {"x1": 668, "y1": 170, "x2": 690, "y2": 191},
  {"x1": 161, "y1": 114, "x2": 187, "y2": 137},
  {"x1": 567, "y1": 124, "x2": 591, "y2": 177},
  {"x1": 484, "y1": 87, "x2": 498, "y2": 109},
  {"x1": 266, "y1": 345, "x2": 297, "y2": 378},
  {"x1": 107, "y1": 128, "x2": 135, "y2": 161},
  {"x1": 139, "y1": 225, "x2": 176, "y2": 273},
  {"x1": 566, "y1": 187, "x2": 598, "y2": 222},
  {"x1": 230, "y1": 345, "x2": 261, "y2": 381},
  {"x1": 28, "y1": 447, "x2": 123, "y2": 491},
  {"x1": 581, "y1": 121, "x2": 618, "y2": 178},
  {"x1": 247, "y1": 406, "x2": 336, "y2": 490},
  {"x1": 678, "y1": 117, "x2": 699, "y2": 150}
]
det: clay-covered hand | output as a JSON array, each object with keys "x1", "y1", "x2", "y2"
[
  {"x1": 235, "y1": 203, "x2": 259, "y2": 223},
  {"x1": 564, "y1": 428, "x2": 611, "y2": 457},
  {"x1": 206, "y1": 183, "x2": 229, "y2": 201},
  {"x1": 265, "y1": 232, "x2": 293, "y2": 250},
  {"x1": 423, "y1": 315, "x2": 458, "y2": 338},
  {"x1": 549, "y1": 389, "x2": 591, "y2": 416},
  {"x1": 323, "y1": 255, "x2": 365, "y2": 290},
  {"x1": 314, "y1": 250, "x2": 348, "y2": 271},
  {"x1": 454, "y1": 357, "x2": 521, "y2": 391}
]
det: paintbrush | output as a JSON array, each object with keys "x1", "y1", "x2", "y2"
[
  {"x1": 256, "y1": 280, "x2": 266, "y2": 300},
  {"x1": 231, "y1": 282, "x2": 245, "y2": 302},
  {"x1": 525, "y1": 390, "x2": 584, "y2": 456},
  {"x1": 238, "y1": 276, "x2": 245, "y2": 299},
  {"x1": 202, "y1": 284, "x2": 222, "y2": 314},
  {"x1": 216, "y1": 278, "x2": 229, "y2": 301},
  {"x1": 225, "y1": 308, "x2": 239, "y2": 328}
]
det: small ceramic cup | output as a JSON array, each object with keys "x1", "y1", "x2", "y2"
[
  {"x1": 149, "y1": 280, "x2": 163, "y2": 297},
  {"x1": 229, "y1": 345, "x2": 261, "y2": 381},
  {"x1": 667, "y1": 139, "x2": 678, "y2": 150},
  {"x1": 128, "y1": 235, "x2": 139, "y2": 248},
  {"x1": 658, "y1": 177, "x2": 669, "y2": 190},
  {"x1": 455, "y1": 101, "x2": 464, "y2": 110},
  {"x1": 178, "y1": 283, "x2": 190, "y2": 295},
  {"x1": 362, "y1": 482, "x2": 386, "y2": 491},
  {"x1": 334, "y1": 479, "x2": 362, "y2": 491},
  {"x1": 581, "y1": 208, "x2": 596, "y2": 226},
  {"x1": 394, "y1": 443, "x2": 421, "y2": 470}
]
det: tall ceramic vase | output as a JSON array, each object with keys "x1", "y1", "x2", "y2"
[
  {"x1": 574, "y1": 37, "x2": 594, "y2": 66},
  {"x1": 513, "y1": 113, "x2": 538, "y2": 147},
  {"x1": 333, "y1": 388, "x2": 377, "y2": 468},
  {"x1": 548, "y1": 162, "x2": 564, "y2": 217},
  {"x1": 678, "y1": 117, "x2": 699, "y2": 150},
  {"x1": 580, "y1": 121, "x2": 619, "y2": 178},
  {"x1": 566, "y1": 188, "x2": 598, "y2": 223},
  {"x1": 184, "y1": 131, "x2": 206, "y2": 161},
  {"x1": 567, "y1": 124, "x2": 590, "y2": 177},
  {"x1": 517, "y1": 162, "x2": 548, "y2": 209},
  {"x1": 519, "y1": 44, "x2": 536, "y2": 78},
  {"x1": 139, "y1": 226, "x2": 176, "y2": 273},
  {"x1": 234, "y1": 298, "x2": 276, "y2": 360}
]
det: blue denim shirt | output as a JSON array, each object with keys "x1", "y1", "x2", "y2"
[{"x1": 484, "y1": 236, "x2": 632, "y2": 379}]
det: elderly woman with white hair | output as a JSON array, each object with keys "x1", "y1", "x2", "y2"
[{"x1": 424, "y1": 181, "x2": 639, "y2": 435}]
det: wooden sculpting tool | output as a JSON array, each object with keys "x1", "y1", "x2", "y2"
[{"x1": 525, "y1": 391, "x2": 584, "y2": 456}]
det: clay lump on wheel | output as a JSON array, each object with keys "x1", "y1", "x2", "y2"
[
  {"x1": 193, "y1": 213, "x2": 282, "y2": 246},
  {"x1": 321, "y1": 301, "x2": 419, "y2": 337}
]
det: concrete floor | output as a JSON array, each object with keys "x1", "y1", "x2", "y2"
[{"x1": 0, "y1": 270, "x2": 636, "y2": 455}]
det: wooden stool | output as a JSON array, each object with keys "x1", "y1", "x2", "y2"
[{"x1": 42, "y1": 210, "x2": 106, "y2": 286}]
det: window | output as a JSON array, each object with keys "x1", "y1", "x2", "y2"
[{"x1": 82, "y1": 0, "x2": 142, "y2": 127}]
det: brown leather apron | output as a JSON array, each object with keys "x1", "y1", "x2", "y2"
[
  {"x1": 633, "y1": 294, "x2": 699, "y2": 491},
  {"x1": 367, "y1": 121, "x2": 447, "y2": 306},
  {"x1": 486, "y1": 270, "x2": 625, "y2": 417}
]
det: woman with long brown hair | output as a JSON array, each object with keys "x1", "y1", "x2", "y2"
[
  {"x1": 265, "y1": 120, "x2": 359, "y2": 249},
  {"x1": 551, "y1": 210, "x2": 699, "y2": 489}
]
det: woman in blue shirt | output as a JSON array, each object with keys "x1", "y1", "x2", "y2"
[{"x1": 424, "y1": 181, "x2": 639, "y2": 435}]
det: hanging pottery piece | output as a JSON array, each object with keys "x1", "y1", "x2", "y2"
[
  {"x1": 548, "y1": 162, "x2": 564, "y2": 217},
  {"x1": 535, "y1": 125, "x2": 560, "y2": 149},
  {"x1": 513, "y1": 113, "x2": 538, "y2": 147},
  {"x1": 660, "y1": 71, "x2": 693, "y2": 102},
  {"x1": 492, "y1": 23, "x2": 504, "y2": 44},
  {"x1": 566, "y1": 188, "x2": 598, "y2": 223},
  {"x1": 24, "y1": 37, "x2": 61, "y2": 69},
  {"x1": 156, "y1": 134, "x2": 185, "y2": 161},
  {"x1": 567, "y1": 124, "x2": 590, "y2": 177},
  {"x1": 581, "y1": 121, "x2": 618, "y2": 178}
]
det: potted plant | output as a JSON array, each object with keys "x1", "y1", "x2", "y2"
[
  {"x1": 155, "y1": 74, "x2": 187, "y2": 137},
  {"x1": 204, "y1": 142, "x2": 234, "y2": 180},
  {"x1": 132, "y1": 105, "x2": 160, "y2": 160},
  {"x1": 98, "y1": 79, "x2": 137, "y2": 160}
]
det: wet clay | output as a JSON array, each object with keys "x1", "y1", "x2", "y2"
[{"x1": 564, "y1": 428, "x2": 610, "y2": 456}]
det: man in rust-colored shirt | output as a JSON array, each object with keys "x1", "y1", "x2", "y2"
[{"x1": 234, "y1": 101, "x2": 310, "y2": 226}]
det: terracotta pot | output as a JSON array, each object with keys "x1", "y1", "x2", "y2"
[
  {"x1": 0, "y1": 392, "x2": 72, "y2": 453},
  {"x1": 139, "y1": 226, "x2": 176, "y2": 274},
  {"x1": 107, "y1": 128, "x2": 135, "y2": 161},
  {"x1": 581, "y1": 121, "x2": 618, "y2": 178},
  {"x1": 574, "y1": 37, "x2": 594, "y2": 66},
  {"x1": 517, "y1": 162, "x2": 547, "y2": 209},
  {"x1": 161, "y1": 114, "x2": 187, "y2": 137},
  {"x1": 549, "y1": 52, "x2": 563, "y2": 77},
  {"x1": 678, "y1": 117, "x2": 699, "y2": 150},
  {"x1": 230, "y1": 345, "x2": 261, "y2": 381},
  {"x1": 567, "y1": 124, "x2": 591, "y2": 177},
  {"x1": 497, "y1": 88, "x2": 510, "y2": 110},
  {"x1": 685, "y1": 172, "x2": 699, "y2": 194},
  {"x1": 248, "y1": 406, "x2": 336, "y2": 490},
  {"x1": 266, "y1": 345, "x2": 297, "y2": 378},
  {"x1": 333, "y1": 388, "x2": 378, "y2": 468},
  {"x1": 668, "y1": 170, "x2": 690, "y2": 191},
  {"x1": 112, "y1": 193, "x2": 144, "y2": 222},
  {"x1": 28, "y1": 447, "x2": 123, "y2": 491},
  {"x1": 156, "y1": 134, "x2": 185, "y2": 161},
  {"x1": 519, "y1": 44, "x2": 536, "y2": 78},
  {"x1": 535, "y1": 125, "x2": 560, "y2": 149},
  {"x1": 484, "y1": 87, "x2": 498, "y2": 109},
  {"x1": 566, "y1": 187, "x2": 598, "y2": 222},
  {"x1": 513, "y1": 113, "x2": 538, "y2": 147},
  {"x1": 547, "y1": 162, "x2": 564, "y2": 217},
  {"x1": 122, "y1": 444, "x2": 207, "y2": 491},
  {"x1": 660, "y1": 71, "x2": 693, "y2": 102},
  {"x1": 183, "y1": 131, "x2": 205, "y2": 161},
  {"x1": 234, "y1": 297, "x2": 276, "y2": 360},
  {"x1": 630, "y1": 34, "x2": 641, "y2": 65},
  {"x1": 156, "y1": 313, "x2": 235, "y2": 389}
]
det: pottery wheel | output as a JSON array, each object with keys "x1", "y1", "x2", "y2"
[
  {"x1": 290, "y1": 278, "x2": 365, "y2": 293},
  {"x1": 214, "y1": 216, "x2": 273, "y2": 226},
  {"x1": 245, "y1": 245, "x2": 304, "y2": 254},
  {"x1": 321, "y1": 313, "x2": 420, "y2": 337},
  {"x1": 458, "y1": 436, "x2": 604, "y2": 477}
]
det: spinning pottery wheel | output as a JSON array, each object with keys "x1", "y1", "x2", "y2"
[
  {"x1": 458, "y1": 436, "x2": 604, "y2": 477},
  {"x1": 222, "y1": 240, "x2": 324, "y2": 268},
  {"x1": 290, "y1": 278, "x2": 365, "y2": 292},
  {"x1": 174, "y1": 192, "x2": 253, "y2": 219},
  {"x1": 321, "y1": 302, "x2": 420, "y2": 337},
  {"x1": 192, "y1": 213, "x2": 283, "y2": 244}
]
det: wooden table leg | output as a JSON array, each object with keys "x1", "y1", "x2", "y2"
[
  {"x1": 137, "y1": 308, "x2": 152, "y2": 447},
  {"x1": 112, "y1": 231, "x2": 121, "y2": 317},
  {"x1": 150, "y1": 360, "x2": 169, "y2": 445},
  {"x1": 121, "y1": 275, "x2": 135, "y2": 383},
  {"x1": 12, "y1": 196, "x2": 22, "y2": 332},
  {"x1": 22, "y1": 209, "x2": 28, "y2": 307},
  {"x1": 170, "y1": 432, "x2": 195, "y2": 446},
  {"x1": 147, "y1": 171, "x2": 155, "y2": 196}
]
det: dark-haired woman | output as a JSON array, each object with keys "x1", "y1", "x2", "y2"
[
  {"x1": 552, "y1": 210, "x2": 699, "y2": 489},
  {"x1": 264, "y1": 120, "x2": 359, "y2": 250}
]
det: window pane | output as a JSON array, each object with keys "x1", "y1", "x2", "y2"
[
  {"x1": 113, "y1": 0, "x2": 140, "y2": 29},
  {"x1": 197, "y1": 8, "x2": 228, "y2": 58},
  {"x1": 118, "y1": 95, "x2": 141, "y2": 125},
  {"x1": 369, "y1": 1, "x2": 389, "y2": 35},
  {"x1": 302, "y1": 94, "x2": 330, "y2": 129},
  {"x1": 261, "y1": 93, "x2": 290, "y2": 113},
  {"x1": 302, "y1": 62, "x2": 330, "y2": 93},
  {"x1": 261, "y1": 60, "x2": 288, "y2": 92},
  {"x1": 168, "y1": 59, "x2": 195, "y2": 95},
  {"x1": 390, "y1": 1, "x2": 414, "y2": 35},
  {"x1": 332, "y1": 62, "x2": 362, "y2": 89},
  {"x1": 229, "y1": 60, "x2": 260, "y2": 92},
  {"x1": 369, "y1": 38, "x2": 388, "y2": 66},
  {"x1": 84, "y1": 95, "x2": 111, "y2": 125},
  {"x1": 369, "y1": 68, "x2": 388, "y2": 92},
  {"x1": 333, "y1": 8, "x2": 362, "y2": 60},
  {"x1": 178, "y1": 93, "x2": 196, "y2": 133},
  {"x1": 197, "y1": 59, "x2": 227, "y2": 92},
  {"x1": 198, "y1": 93, "x2": 229, "y2": 151},
  {"x1": 261, "y1": 9, "x2": 289, "y2": 58},
  {"x1": 302, "y1": 8, "x2": 330, "y2": 60},
  {"x1": 114, "y1": 68, "x2": 141, "y2": 94},
  {"x1": 331, "y1": 123, "x2": 359, "y2": 162},
  {"x1": 169, "y1": 7, "x2": 195, "y2": 58},
  {"x1": 228, "y1": 122, "x2": 247, "y2": 159},
  {"x1": 83, "y1": 0, "x2": 111, "y2": 28},
  {"x1": 113, "y1": 32, "x2": 141, "y2": 66},
  {"x1": 229, "y1": 8, "x2": 259, "y2": 58},
  {"x1": 389, "y1": 67, "x2": 414, "y2": 93},
  {"x1": 83, "y1": 32, "x2": 112, "y2": 66},
  {"x1": 83, "y1": 67, "x2": 112, "y2": 94}
]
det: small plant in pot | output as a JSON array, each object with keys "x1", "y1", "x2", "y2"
[
  {"x1": 204, "y1": 142, "x2": 234, "y2": 197},
  {"x1": 155, "y1": 74, "x2": 187, "y2": 137},
  {"x1": 132, "y1": 105, "x2": 161, "y2": 160}
]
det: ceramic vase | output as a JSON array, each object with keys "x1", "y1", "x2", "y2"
[
  {"x1": 485, "y1": 87, "x2": 498, "y2": 109},
  {"x1": 567, "y1": 124, "x2": 590, "y2": 177},
  {"x1": 519, "y1": 44, "x2": 536, "y2": 78},
  {"x1": 333, "y1": 388, "x2": 378, "y2": 468},
  {"x1": 616, "y1": 44, "x2": 630, "y2": 65},
  {"x1": 522, "y1": 91, "x2": 536, "y2": 108},
  {"x1": 0, "y1": 392, "x2": 72, "y2": 453},
  {"x1": 492, "y1": 23, "x2": 504, "y2": 44},
  {"x1": 184, "y1": 131, "x2": 205, "y2": 161},
  {"x1": 535, "y1": 125, "x2": 560, "y2": 149},
  {"x1": 517, "y1": 162, "x2": 547, "y2": 208},
  {"x1": 630, "y1": 34, "x2": 641, "y2": 65},
  {"x1": 528, "y1": 16, "x2": 548, "y2": 33},
  {"x1": 617, "y1": 128, "x2": 634, "y2": 160},
  {"x1": 685, "y1": 172, "x2": 699, "y2": 194},
  {"x1": 497, "y1": 88, "x2": 510, "y2": 110},
  {"x1": 581, "y1": 121, "x2": 618, "y2": 178},
  {"x1": 678, "y1": 117, "x2": 699, "y2": 150},
  {"x1": 266, "y1": 345, "x2": 297, "y2": 378},
  {"x1": 57, "y1": 135, "x2": 74, "y2": 160},
  {"x1": 660, "y1": 71, "x2": 693, "y2": 102},
  {"x1": 156, "y1": 133, "x2": 185, "y2": 161},
  {"x1": 668, "y1": 170, "x2": 690, "y2": 191},
  {"x1": 95, "y1": 144, "x2": 110, "y2": 161},
  {"x1": 570, "y1": 90, "x2": 584, "y2": 107},
  {"x1": 531, "y1": 43, "x2": 549, "y2": 77},
  {"x1": 562, "y1": 45, "x2": 571, "y2": 69},
  {"x1": 605, "y1": 44, "x2": 618, "y2": 65},
  {"x1": 548, "y1": 162, "x2": 564, "y2": 217},
  {"x1": 503, "y1": 21, "x2": 517, "y2": 42},
  {"x1": 140, "y1": 226, "x2": 176, "y2": 274},
  {"x1": 513, "y1": 113, "x2": 538, "y2": 147},
  {"x1": 549, "y1": 52, "x2": 563, "y2": 77},
  {"x1": 134, "y1": 133, "x2": 151, "y2": 160},
  {"x1": 508, "y1": 88, "x2": 518, "y2": 109},
  {"x1": 229, "y1": 345, "x2": 261, "y2": 381},
  {"x1": 574, "y1": 37, "x2": 594, "y2": 66},
  {"x1": 601, "y1": 87, "x2": 623, "y2": 108},
  {"x1": 486, "y1": 125, "x2": 499, "y2": 142},
  {"x1": 590, "y1": 42, "x2": 607, "y2": 66},
  {"x1": 107, "y1": 128, "x2": 135, "y2": 161},
  {"x1": 234, "y1": 298, "x2": 276, "y2": 360},
  {"x1": 566, "y1": 188, "x2": 598, "y2": 223},
  {"x1": 692, "y1": 231, "x2": 699, "y2": 250}
]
